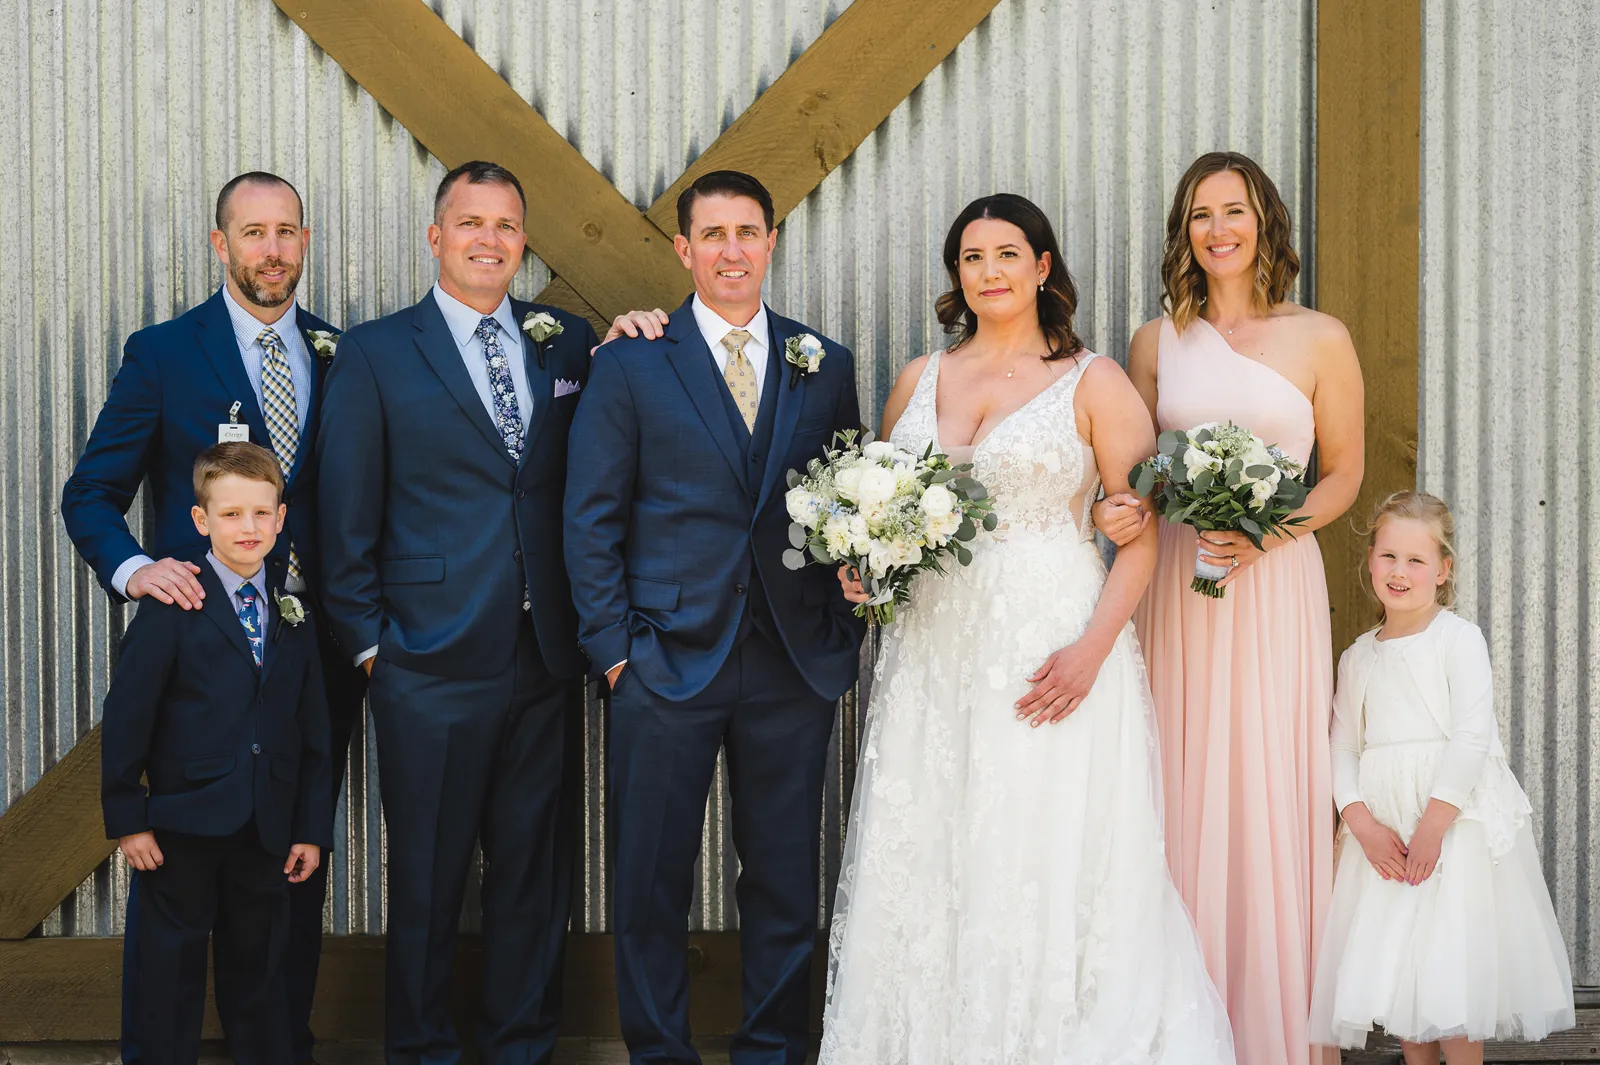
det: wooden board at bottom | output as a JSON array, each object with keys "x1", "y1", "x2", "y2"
[{"x1": 0, "y1": 932, "x2": 825, "y2": 1042}]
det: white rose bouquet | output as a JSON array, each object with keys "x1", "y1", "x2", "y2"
[
  {"x1": 783, "y1": 430, "x2": 997, "y2": 624},
  {"x1": 1130, "y1": 421, "x2": 1310, "y2": 599}
]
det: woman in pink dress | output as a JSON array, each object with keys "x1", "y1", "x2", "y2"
[{"x1": 1102, "y1": 152, "x2": 1365, "y2": 1065}]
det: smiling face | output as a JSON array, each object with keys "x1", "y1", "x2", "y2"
[
  {"x1": 192, "y1": 473, "x2": 285, "y2": 578},
  {"x1": 1368, "y1": 516, "x2": 1452, "y2": 620},
  {"x1": 956, "y1": 216, "x2": 1049, "y2": 326},
  {"x1": 209, "y1": 181, "x2": 308, "y2": 313},
  {"x1": 429, "y1": 177, "x2": 526, "y2": 313},
  {"x1": 673, "y1": 192, "x2": 776, "y2": 324},
  {"x1": 1187, "y1": 168, "x2": 1260, "y2": 284}
]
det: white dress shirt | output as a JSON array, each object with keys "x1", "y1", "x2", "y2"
[
  {"x1": 692, "y1": 294, "x2": 770, "y2": 403},
  {"x1": 430, "y1": 283, "x2": 534, "y2": 428}
]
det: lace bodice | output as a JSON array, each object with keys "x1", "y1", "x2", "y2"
[{"x1": 891, "y1": 350, "x2": 1101, "y2": 541}]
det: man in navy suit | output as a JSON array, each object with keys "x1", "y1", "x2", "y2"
[
  {"x1": 565, "y1": 170, "x2": 867, "y2": 1065},
  {"x1": 315, "y1": 161, "x2": 598, "y2": 1065},
  {"x1": 61, "y1": 172, "x2": 365, "y2": 1065},
  {"x1": 101, "y1": 441, "x2": 333, "y2": 1065}
]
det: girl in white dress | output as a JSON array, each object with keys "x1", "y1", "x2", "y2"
[{"x1": 1310, "y1": 491, "x2": 1574, "y2": 1063}]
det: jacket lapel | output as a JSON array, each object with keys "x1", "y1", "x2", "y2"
[
  {"x1": 196, "y1": 291, "x2": 271, "y2": 446},
  {"x1": 663, "y1": 299, "x2": 748, "y2": 488},
  {"x1": 755, "y1": 311, "x2": 804, "y2": 514},
  {"x1": 1401, "y1": 613, "x2": 1457, "y2": 738},
  {"x1": 512, "y1": 302, "x2": 552, "y2": 458},
  {"x1": 412, "y1": 292, "x2": 518, "y2": 467},
  {"x1": 198, "y1": 565, "x2": 259, "y2": 672}
]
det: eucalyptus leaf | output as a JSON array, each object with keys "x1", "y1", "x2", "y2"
[
  {"x1": 781, "y1": 548, "x2": 807, "y2": 570},
  {"x1": 788, "y1": 523, "x2": 808, "y2": 549},
  {"x1": 808, "y1": 542, "x2": 831, "y2": 564},
  {"x1": 982, "y1": 512, "x2": 999, "y2": 532}
]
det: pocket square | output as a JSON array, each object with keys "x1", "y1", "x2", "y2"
[{"x1": 553, "y1": 378, "x2": 582, "y2": 398}]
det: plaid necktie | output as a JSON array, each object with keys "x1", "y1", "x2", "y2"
[
  {"x1": 237, "y1": 581, "x2": 264, "y2": 670},
  {"x1": 476, "y1": 317, "x2": 525, "y2": 460},
  {"x1": 257, "y1": 327, "x2": 302, "y2": 583},
  {"x1": 720, "y1": 329, "x2": 758, "y2": 431}
]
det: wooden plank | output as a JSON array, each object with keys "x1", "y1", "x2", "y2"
[
  {"x1": 0, "y1": 932, "x2": 822, "y2": 1041},
  {"x1": 0, "y1": 727, "x2": 115, "y2": 939},
  {"x1": 1343, "y1": 1010, "x2": 1600, "y2": 1062},
  {"x1": 270, "y1": 0, "x2": 688, "y2": 321},
  {"x1": 1314, "y1": 0, "x2": 1422, "y2": 654}
]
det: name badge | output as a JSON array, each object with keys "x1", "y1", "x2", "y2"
[{"x1": 219, "y1": 400, "x2": 249, "y2": 442}]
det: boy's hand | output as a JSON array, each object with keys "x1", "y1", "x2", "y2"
[
  {"x1": 285, "y1": 844, "x2": 321, "y2": 883},
  {"x1": 119, "y1": 831, "x2": 165, "y2": 871},
  {"x1": 1342, "y1": 802, "x2": 1408, "y2": 882}
]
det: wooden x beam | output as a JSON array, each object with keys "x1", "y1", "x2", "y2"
[{"x1": 0, "y1": 0, "x2": 1000, "y2": 938}]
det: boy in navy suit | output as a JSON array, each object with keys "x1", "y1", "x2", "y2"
[{"x1": 102, "y1": 441, "x2": 333, "y2": 1065}]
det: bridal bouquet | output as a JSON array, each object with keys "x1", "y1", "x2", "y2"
[
  {"x1": 783, "y1": 430, "x2": 997, "y2": 625},
  {"x1": 1131, "y1": 421, "x2": 1310, "y2": 599}
]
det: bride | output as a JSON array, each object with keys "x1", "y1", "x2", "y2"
[{"x1": 819, "y1": 194, "x2": 1235, "y2": 1064}]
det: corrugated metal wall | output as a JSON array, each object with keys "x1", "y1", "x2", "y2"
[
  {"x1": 0, "y1": 0, "x2": 1313, "y2": 937},
  {"x1": 1419, "y1": 0, "x2": 1600, "y2": 982}
]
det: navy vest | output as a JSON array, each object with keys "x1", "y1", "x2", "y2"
[{"x1": 711, "y1": 327, "x2": 784, "y2": 646}]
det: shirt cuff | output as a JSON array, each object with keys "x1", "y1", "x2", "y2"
[
  {"x1": 354, "y1": 645, "x2": 378, "y2": 667},
  {"x1": 111, "y1": 554, "x2": 157, "y2": 599}
]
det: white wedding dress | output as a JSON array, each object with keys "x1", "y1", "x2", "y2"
[{"x1": 819, "y1": 351, "x2": 1235, "y2": 1065}]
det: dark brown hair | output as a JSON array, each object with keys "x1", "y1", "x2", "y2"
[
  {"x1": 1160, "y1": 152, "x2": 1299, "y2": 331},
  {"x1": 675, "y1": 170, "x2": 775, "y2": 237},
  {"x1": 935, "y1": 194, "x2": 1082, "y2": 361},
  {"x1": 434, "y1": 160, "x2": 526, "y2": 222},
  {"x1": 193, "y1": 442, "x2": 284, "y2": 508}
]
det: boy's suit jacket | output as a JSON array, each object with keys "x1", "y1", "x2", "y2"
[{"x1": 101, "y1": 547, "x2": 334, "y2": 857}]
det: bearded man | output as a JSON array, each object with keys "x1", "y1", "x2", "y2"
[{"x1": 62, "y1": 170, "x2": 365, "y2": 1065}]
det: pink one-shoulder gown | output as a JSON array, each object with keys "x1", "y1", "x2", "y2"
[{"x1": 1135, "y1": 317, "x2": 1338, "y2": 1065}]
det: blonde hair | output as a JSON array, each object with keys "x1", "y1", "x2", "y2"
[
  {"x1": 1160, "y1": 151, "x2": 1299, "y2": 332},
  {"x1": 1363, "y1": 490, "x2": 1457, "y2": 616},
  {"x1": 193, "y1": 441, "x2": 284, "y2": 508}
]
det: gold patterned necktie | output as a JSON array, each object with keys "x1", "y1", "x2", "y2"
[
  {"x1": 720, "y1": 328, "x2": 758, "y2": 431},
  {"x1": 257, "y1": 327, "x2": 302, "y2": 583}
]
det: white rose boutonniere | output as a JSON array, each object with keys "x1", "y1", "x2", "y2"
[
  {"x1": 308, "y1": 330, "x2": 339, "y2": 360},
  {"x1": 275, "y1": 593, "x2": 306, "y2": 627},
  {"x1": 522, "y1": 311, "x2": 564, "y2": 369},
  {"x1": 783, "y1": 333, "x2": 825, "y2": 389}
]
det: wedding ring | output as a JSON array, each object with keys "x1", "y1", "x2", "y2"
[{"x1": 1229, "y1": 556, "x2": 1240, "y2": 569}]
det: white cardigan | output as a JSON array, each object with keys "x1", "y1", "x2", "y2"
[{"x1": 1330, "y1": 609, "x2": 1506, "y2": 815}]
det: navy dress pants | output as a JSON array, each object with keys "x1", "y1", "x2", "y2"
[{"x1": 610, "y1": 629, "x2": 834, "y2": 1065}]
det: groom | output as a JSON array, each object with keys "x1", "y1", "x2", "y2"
[{"x1": 566, "y1": 170, "x2": 866, "y2": 1064}]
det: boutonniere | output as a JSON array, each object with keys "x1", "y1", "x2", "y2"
[
  {"x1": 275, "y1": 593, "x2": 306, "y2": 627},
  {"x1": 307, "y1": 329, "x2": 339, "y2": 360},
  {"x1": 521, "y1": 311, "x2": 564, "y2": 369},
  {"x1": 783, "y1": 334, "x2": 825, "y2": 389}
]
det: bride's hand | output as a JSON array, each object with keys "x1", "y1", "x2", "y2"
[
  {"x1": 1016, "y1": 639, "x2": 1108, "y2": 726},
  {"x1": 838, "y1": 565, "x2": 869, "y2": 605}
]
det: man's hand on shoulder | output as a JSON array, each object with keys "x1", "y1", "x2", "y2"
[
  {"x1": 126, "y1": 558, "x2": 205, "y2": 610},
  {"x1": 598, "y1": 308, "x2": 671, "y2": 352}
]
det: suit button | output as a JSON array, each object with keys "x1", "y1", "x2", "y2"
[
  {"x1": 517, "y1": 489, "x2": 527, "y2": 499},
  {"x1": 735, "y1": 583, "x2": 746, "y2": 595},
  {"x1": 251, "y1": 744, "x2": 261, "y2": 755},
  {"x1": 514, "y1": 550, "x2": 523, "y2": 562}
]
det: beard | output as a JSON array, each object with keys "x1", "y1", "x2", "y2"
[{"x1": 229, "y1": 253, "x2": 303, "y2": 309}]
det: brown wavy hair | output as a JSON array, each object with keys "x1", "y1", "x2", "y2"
[
  {"x1": 1161, "y1": 152, "x2": 1299, "y2": 332},
  {"x1": 1363, "y1": 490, "x2": 1458, "y2": 618},
  {"x1": 935, "y1": 194, "x2": 1083, "y2": 361}
]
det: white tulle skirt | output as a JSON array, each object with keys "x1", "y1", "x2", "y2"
[{"x1": 1309, "y1": 743, "x2": 1574, "y2": 1046}]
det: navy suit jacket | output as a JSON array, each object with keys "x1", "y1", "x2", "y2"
[
  {"x1": 100, "y1": 549, "x2": 334, "y2": 857},
  {"x1": 61, "y1": 289, "x2": 338, "y2": 597},
  {"x1": 315, "y1": 291, "x2": 597, "y2": 680},
  {"x1": 565, "y1": 297, "x2": 867, "y2": 702}
]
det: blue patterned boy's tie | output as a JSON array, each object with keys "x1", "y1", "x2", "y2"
[
  {"x1": 475, "y1": 317, "x2": 524, "y2": 460},
  {"x1": 237, "y1": 582, "x2": 264, "y2": 669}
]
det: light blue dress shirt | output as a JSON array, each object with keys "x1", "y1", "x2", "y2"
[
  {"x1": 221, "y1": 284, "x2": 315, "y2": 435},
  {"x1": 429, "y1": 283, "x2": 533, "y2": 428},
  {"x1": 206, "y1": 550, "x2": 270, "y2": 667}
]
